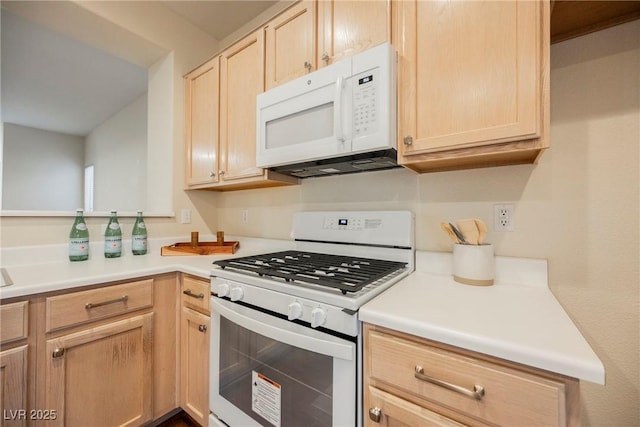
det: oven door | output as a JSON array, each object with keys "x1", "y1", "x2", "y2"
[{"x1": 210, "y1": 296, "x2": 357, "y2": 427}]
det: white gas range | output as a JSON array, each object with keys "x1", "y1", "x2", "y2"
[{"x1": 209, "y1": 211, "x2": 414, "y2": 427}]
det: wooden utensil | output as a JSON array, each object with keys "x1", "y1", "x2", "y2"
[
  {"x1": 456, "y1": 219, "x2": 479, "y2": 245},
  {"x1": 440, "y1": 222, "x2": 461, "y2": 244},
  {"x1": 474, "y1": 219, "x2": 488, "y2": 245}
]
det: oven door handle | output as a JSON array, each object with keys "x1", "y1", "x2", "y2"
[{"x1": 211, "y1": 297, "x2": 354, "y2": 361}]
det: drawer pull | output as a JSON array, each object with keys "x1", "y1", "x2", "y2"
[
  {"x1": 183, "y1": 289, "x2": 205, "y2": 299},
  {"x1": 85, "y1": 295, "x2": 128, "y2": 310},
  {"x1": 414, "y1": 365, "x2": 485, "y2": 400},
  {"x1": 368, "y1": 407, "x2": 382, "y2": 423}
]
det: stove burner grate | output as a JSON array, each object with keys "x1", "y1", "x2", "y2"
[{"x1": 214, "y1": 250, "x2": 407, "y2": 294}]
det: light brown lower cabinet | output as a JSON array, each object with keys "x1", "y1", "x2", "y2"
[
  {"x1": 364, "y1": 324, "x2": 580, "y2": 427},
  {"x1": 0, "y1": 274, "x2": 180, "y2": 426},
  {"x1": 1, "y1": 300, "x2": 31, "y2": 427},
  {"x1": 0, "y1": 345, "x2": 28, "y2": 427},
  {"x1": 179, "y1": 275, "x2": 211, "y2": 426},
  {"x1": 45, "y1": 314, "x2": 154, "y2": 427},
  {"x1": 0, "y1": 273, "x2": 209, "y2": 426},
  {"x1": 180, "y1": 307, "x2": 210, "y2": 425}
]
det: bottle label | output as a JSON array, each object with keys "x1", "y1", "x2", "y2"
[
  {"x1": 75, "y1": 223, "x2": 88, "y2": 231},
  {"x1": 132, "y1": 235, "x2": 147, "y2": 251},
  {"x1": 104, "y1": 236, "x2": 122, "y2": 253},
  {"x1": 69, "y1": 238, "x2": 89, "y2": 256},
  {"x1": 108, "y1": 223, "x2": 121, "y2": 231}
]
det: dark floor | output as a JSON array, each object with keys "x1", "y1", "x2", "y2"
[{"x1": 157, "y1": 411, "x2": 200, "y2": 427}]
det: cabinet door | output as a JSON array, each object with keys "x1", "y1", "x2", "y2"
[
  {"x1": 219, "y1": 30, "x2": 265, "y2": 182},
  {"x1": 265, "y1": 0, "x2": 316, "y2": 89},
  {"x1": 0, "y1": 345, "x2": 28, "y2": 427},
  {"x1": 185, "y1": 57, "x2": 220, "y2": 187},
  {"x1": 366, "y1": 386, "x2": 464, "y2": 427},
  {"x1": 398, "y1": 0, "x2": 546, "y2": 156},
  {"x1": 45, "y1": 314, "x2": 153, "y2": 427},
  {"x1": 180, "y1": 307, "x2": 210, "y2": 426},
  {"x1": 317, "y1": 0, "x2": 391, "y2": 66}
]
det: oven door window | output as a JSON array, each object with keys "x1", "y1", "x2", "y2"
[
  {"x1": 220, "y1": 316, "x2": 332, "y2": 426},
  {"x1": 210, "y1": 297, "x2": 356, "y2": 427}
]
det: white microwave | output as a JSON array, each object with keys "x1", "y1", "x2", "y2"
[{"x1": 256, "y1": 42, "x2": 397, "y2": 178}]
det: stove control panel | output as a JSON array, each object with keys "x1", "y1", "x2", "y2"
[
  {"x1": 211, "y1": 277, "x2": 359, "y2": 337},
  {"x1": 323, "y1": 217, "x2": 366, "y2": 231},
  {"x1": 295, "y1": 210, "x2": 414, "y2": 249}
]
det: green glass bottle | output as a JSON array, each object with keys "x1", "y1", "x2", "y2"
[
  {"x1": 131, "y1": 210, "x2": 147, "y2": 255},
  {"x1": 69, "y1": 209, "x2": 89, "y2": 262},
  {"x1": 104, "y1": 210, "x2": 122, "y2": 258}
]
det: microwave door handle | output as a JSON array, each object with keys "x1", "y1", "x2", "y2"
[{"x1": 334, "y1": 76, "x2": 345, "y2": 142}]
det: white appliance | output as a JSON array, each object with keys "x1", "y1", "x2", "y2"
[
  {"x1": 256, "y1": 43, "x2": 397, "y2": 178},
  {"x1": 209, "y1": 211, "x2": 414, "y2": 427}
]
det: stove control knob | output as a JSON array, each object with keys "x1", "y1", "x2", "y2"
[
  {"x1": 229, "y1": 287, "x2": 244, "y2": 301},
  {"x1": 288, "y1": 302, "x2": 303, "y2": 321},
  {"x1": 215, "y1": 283, "x2": 230, "y2": 298},
  {"x1": 310, "y1": 307, "x2": 327, "y2": 328}
]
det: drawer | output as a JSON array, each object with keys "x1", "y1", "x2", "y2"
[
  {"x1": 46, "y1": 279, "x2": 153, "y2": 332},
  {"x1": 367, "y1": 386, "x2": 465, "y2": 427},
  {"x1": 367, "y1": 329, "x2": 568, "y2": 426},
  {"x1": 0, "y1": 301, "x2": 29, "y2": 345},
  {"x1": 181, "y1": 276, "x2": 210, "y2": 315}
]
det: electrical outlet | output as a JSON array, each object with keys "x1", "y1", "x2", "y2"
[
  {"x1": 241, "y1": 210, "x2": 249, "y2": 224},
  {"x1": 494, "y1": 204, "x2": 515, "y2": 232},
  {"x1": 181, "y1": 209, "x2": 191, "y2": 224}
]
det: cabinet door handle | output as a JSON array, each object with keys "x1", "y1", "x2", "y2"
[
  {"x1": 414, "y1": 365, "x2": 485, "y2": 400},
  {"x1": 368, "y1": 407, "x2": 381, "y2": 423},
  {"x1": 52, "y1": 348, "x2": 65, "y2": 358},
  {"x1": 209, "y1": 171, "x2": 216, "y2": 177},
  {"x1": 304, "y1": 61, "x2": 313, "y2": 71},
  {"x1": 321, "y1": 52, "x2": 330, "y2": 63},
  {"x1": 183, "y1": 289, "x2": 205, "y2": 299},
  {"x1": 198, "y1": 324, "x2": 208, "y2": 333},
  {"x1": 403, "y1": 136, "x2": 413, "y2": 146},
  {"x1": 85, "y1": 295, "x2": 128, "y2": 310}
]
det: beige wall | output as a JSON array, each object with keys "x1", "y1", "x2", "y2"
[{"x1": 0, "y1": 2, "x2": 637, "y2": 425}]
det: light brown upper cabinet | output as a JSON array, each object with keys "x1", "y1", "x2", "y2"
[
  {"x1": 317, "y1": 0, "x2": 392, "y2": 66},
  {"x1": 263, "y1": 0, "x2": 392, "y2": 88},
  {"x1": 264, "y1": 1, "x2": 317, "y2": 90},
  {"x1": 219, "y1": 30, "x2": 265, "y2": 183},
  {"x1": 184, "y1": 31, "x2": 297, "y2": 191},
  {"x1": 396, "y1": 0, "x2": 550, "y2": 172},
  {"x1": 184, "y1": 58, "x2": 220, "y2": 187}
]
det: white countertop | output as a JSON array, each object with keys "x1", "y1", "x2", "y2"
[
  {"x1": 0, "y1": 235, "x2": 294, "y2": 299},
  {"x1": 359, "y1": 251, "x2": 605, "y2": 385},
  {"x1": 1, "y1": 240, "x2": 604, "y2": 386}
]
